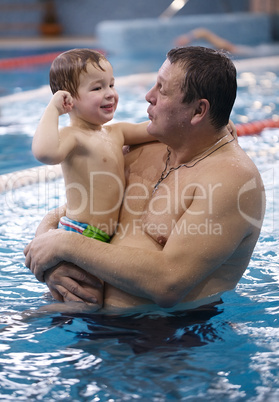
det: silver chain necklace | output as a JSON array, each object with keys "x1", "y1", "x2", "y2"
[{"x1": 153, "y1": 134, "x2": 235, "y2": 193}]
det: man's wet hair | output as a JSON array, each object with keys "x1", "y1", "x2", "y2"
[{"x1": 167, "y1": 46, "x2": 237, "y2": 130}]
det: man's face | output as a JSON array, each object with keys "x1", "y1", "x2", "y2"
[{"x1": 145, "y1": 59, "x2": 192, "y2": 144}]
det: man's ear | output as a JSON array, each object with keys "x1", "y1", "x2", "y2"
[{"x1": 191, "y1": 99, "x2": 210, "y2": 125}]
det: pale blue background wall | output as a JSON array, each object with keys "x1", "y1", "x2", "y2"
[{"x1": 0, "y1": 0, "x2": 250, "y2": 38}]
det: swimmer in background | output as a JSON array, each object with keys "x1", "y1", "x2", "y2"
[
  {"x1": 32, "y1": 49, "x2": 154, "y2": 311},
  {"x1": 175, "y1": 28, "x2": 254, "y2": 55}
]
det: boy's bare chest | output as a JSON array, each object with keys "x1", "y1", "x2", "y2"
[{"x1": 69, "y1": 131, "x2": 124, "y2": 169}]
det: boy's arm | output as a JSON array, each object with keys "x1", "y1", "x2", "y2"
[
  {"x1": 114, "y1": 120, "x2": 236, "y2": 146},
  {"x1": 113, "y1": 121, "x2": 156, "y2": 145},
  {"x1": 35, "y1": 205, "x2": 66, "y2": 236},
  {"x1": 32, "y1": 91, "x2": 76, "y2": 165}
]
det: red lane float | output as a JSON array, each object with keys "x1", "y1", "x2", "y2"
[
  {"x1": 236, "y1": 119, "x2": 279, "y2": 136},
  {"x1": 0, "y1": 52, "x2": 62, "y2": 69},
  {"x1": 0, "y1": 49, "x2": 105, "y2": 69}
]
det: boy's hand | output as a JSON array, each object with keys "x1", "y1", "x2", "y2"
[{"x1": 51, "y1": 90, "x2": 74, "y2": 115}]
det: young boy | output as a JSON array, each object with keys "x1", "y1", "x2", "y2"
[{"x1": 32, "y1": 48, "x2": 153, "y2": 311}]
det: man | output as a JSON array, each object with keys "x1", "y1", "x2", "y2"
[{"x1": 24, "y1": 47, "x2": 265, "y2": 312}]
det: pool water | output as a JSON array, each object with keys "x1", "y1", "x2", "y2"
[
  {"x1": 0, "y1": 57, "x2": 279, "y2": 400},
  {"x1": 0, "y1": 180, "x2": 278, "y2": 401}
]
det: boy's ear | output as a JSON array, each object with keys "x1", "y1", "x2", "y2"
[{"x1": 191, "y1": 99, "x2": 210, "y2": 125}]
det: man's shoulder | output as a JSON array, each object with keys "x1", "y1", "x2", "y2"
[
  {"x1": 228, "y1": 145, "x2": 261, "y2": 180},
  {"x1": 194, "y1": 144, "x2": 262, "y2": 193},
  {"x1": 208, "y1": 142, "x2": 259, "y2": 174}
]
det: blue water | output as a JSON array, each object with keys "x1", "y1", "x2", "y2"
[{"x1": 0, "y1": 51, "x2": 279, "y2": 400}]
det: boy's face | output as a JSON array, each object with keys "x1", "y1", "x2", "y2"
[{"x1": 72, "y1": 60, "x2": 119, "y2": 127}]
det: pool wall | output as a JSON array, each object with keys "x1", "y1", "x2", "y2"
[
  {"x1": 0, "y1": 0, "x2": 250, "y2": 38},
  {"x1": 53, "y1": 0, "x2": 250, "y2": 37}
]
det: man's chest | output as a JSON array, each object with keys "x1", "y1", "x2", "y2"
[{"x1": 123, "y1": 165, "x2": 197, "y2": 245}]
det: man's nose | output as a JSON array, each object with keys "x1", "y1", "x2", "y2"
[{"x1": 145, "y1": 87, "x2": 156, "y2": 104}]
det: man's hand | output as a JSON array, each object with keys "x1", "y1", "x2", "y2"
[
  {"x1": 24, "y1": 230, "x2": 65, "y2": 282},
  {"x1": 44, "y1": 263, "x2": 103, "y2": 304},
  {"x1": 24, "y1": 229, "x2": 104, "y2": 306}
]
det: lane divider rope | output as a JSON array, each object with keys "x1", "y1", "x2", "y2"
[
  {"x1": 0, "y1": 52, "x2": 62, "y2": 69},
  {"x1": 236, "y1": 118, "x2": 279, "y2": 136},
  {"x1": 0, "y1": 49, "x2": 105, "y2": 69}
]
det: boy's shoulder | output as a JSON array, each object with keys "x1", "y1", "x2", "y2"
[
  {"x1": 103, "y1": 122, "x2": 126, "y2": 142},
  {"x1": 105, "y1": 121, "x2": 123, "y2": 132},
  {"x1": 59, "y1": 125, "x2": 76, "y2": 135}
]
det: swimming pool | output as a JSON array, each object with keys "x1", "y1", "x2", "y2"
[{"x1": 0, "y1": 52, "x2": 279, "y2": 400}]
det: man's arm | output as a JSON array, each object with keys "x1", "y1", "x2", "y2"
[
  {"x1": 31, "y1": 205, "x2": 104, "y2": 304},
  {"x1": 24, "y1": 216, "x2": 242, "y2": 308},
  {"x1": 25, "y1": 167, "x2": 263, "y2": 308}
]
